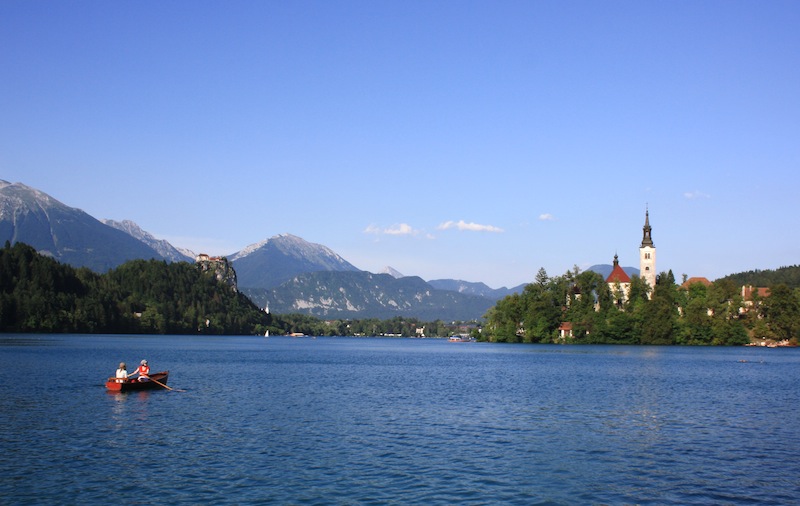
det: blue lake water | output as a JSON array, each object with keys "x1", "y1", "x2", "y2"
[{"x1": 1, "y1": 335, "x2": 799, "y2": 505}]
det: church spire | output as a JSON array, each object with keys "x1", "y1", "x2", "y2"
[
  {"x1": 641, "y1": 207, "x2": 654, "y2": 248},
  {"x1": 639, "y1": 207, "x2": 656, "y2": 295}
]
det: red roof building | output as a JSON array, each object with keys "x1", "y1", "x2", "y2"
[
  {"x1": 681, "y1": 277, "x2": 712, "y2": 289},
  {"x1": 606, "y1": 254, "x2": 632, "y2": 307},
  {"x1": 606, "y1": 255, "x2": 632, "y2": 284},
  {"x1": 742, "y1": 285, "x2": 770, "y2": 301}
]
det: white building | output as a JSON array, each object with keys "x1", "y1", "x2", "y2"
[{"x1": 639, "y1": 208, "x2": 656, "y2": 293}]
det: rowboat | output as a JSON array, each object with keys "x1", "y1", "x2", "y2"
[{"x1": 105, "y1": 371, "x2": 169, "y2": 392}]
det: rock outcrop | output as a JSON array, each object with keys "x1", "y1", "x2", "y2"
[{"x1": 195, "y1": 254, "x2": 238, "y2": 292}]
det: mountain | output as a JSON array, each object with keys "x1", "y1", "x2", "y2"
[
  {"x1": 103, "y1": 219, "x2": 194, "y2": 262},
  {"x1": 231, "y1": 234, "x2": 361, "y2": 289},
  {"x1": 381, "y1": 266, "x2": 405, "y2": 278},
  {"x1": 427, "y1": 278, "x2": 525, "y2": 300},
  {"x1": 0, "y1": 179, "x2": 558, "y2": 319},
  {"x1": 587, "y1": 264, "x2": 640, "y2": 279},
  {"x1": 0, "y1": 180, "x2": 166, "y2": 271},
  {"x1": 243, "y1": 271, "x2": 495, "y2": 321}
]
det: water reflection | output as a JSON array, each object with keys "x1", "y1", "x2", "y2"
[
  {"x1": 107, "y1": 390, "x2": 153, "y2": 426},
  {"x1": 0, "y1": 336, "x2": 61, "y2": 346}
]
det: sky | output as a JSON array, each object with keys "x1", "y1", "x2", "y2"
[{"x1": 2, "y1": 1, "x2": 799, "y2": 289}]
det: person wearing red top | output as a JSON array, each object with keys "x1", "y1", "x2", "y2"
[{"x1": 131, "y1": 359, "x2": 150, "y2": 382}]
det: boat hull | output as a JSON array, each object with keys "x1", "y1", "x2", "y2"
[{"x1": 105, "y1": 371, "x2": 169, "y2": 392}]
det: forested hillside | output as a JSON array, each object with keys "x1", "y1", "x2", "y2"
[
  {"x1": 0, "y1": 242, "x2": 271, "y2": 334},
  {"x1": 718, "y1": 265, "x2": 800, "y2": 289}
]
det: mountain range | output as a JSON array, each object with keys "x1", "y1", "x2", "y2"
[
  {"x1": 243, "y1": 271, "x2": 496, "y2": 321},
  {"x1": 0, "y1": 180, "x2": 520, "y2": 320},
  {"x1": 0, "y1": 180, "x2": 166, "y2": 271},
  {"x1": 103, "y1": 219, "x2": 195, "y2": 263}
]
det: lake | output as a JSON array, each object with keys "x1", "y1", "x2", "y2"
[{"x1": 1, "y1": 335, "x2": 799, "y2": 505}]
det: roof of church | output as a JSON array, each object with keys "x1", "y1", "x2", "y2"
[{"x1": 606, "y1": 263, "x2": 631, "y2": 284}]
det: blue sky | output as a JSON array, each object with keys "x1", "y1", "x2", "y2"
[{"x1": 2, "y1": 1, "x2": 798, "y2": 288}]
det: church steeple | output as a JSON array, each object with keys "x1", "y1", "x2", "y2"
[
  {"x1": 639, "y1": 207, "x2": 656, "y2": 294},
  {"x1": 641, "y1": 207, "x2": 654, "y2": 248}
]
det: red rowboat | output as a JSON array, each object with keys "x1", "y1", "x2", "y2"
[{"x1": 105, "y1": 371, "x2": 169, "y2": 392}]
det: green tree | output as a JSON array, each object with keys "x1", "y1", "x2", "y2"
[
  {"x1": 761, "y1": 284, "x2": 800, "y2": 342},
  {"x1": 521, "y1": 275, "x2": 564, "y2": 343},
  {"x1": 565, "y1": 270, "x2": 606, "y2": 340},
  {"x1": 485, "y1": 293, "x2": 524, "y2": 342},
  {"x1": 639, "y1": 271, "x2": 678, "y2": 345},
  {"x1": 676, "y1": 281, "x2": 713, "y2": 345}
]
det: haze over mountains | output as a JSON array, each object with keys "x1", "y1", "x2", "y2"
[{"x1": 0, "y1": 180, "x2": 527, "y2": 320}]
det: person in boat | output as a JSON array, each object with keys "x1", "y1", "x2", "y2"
[
  {"x1": 115, "y1": 362, "x2": 129, "y2": 383},
  {"x1": 130, "y1": 359, "x2": 151, "y2": 382}
]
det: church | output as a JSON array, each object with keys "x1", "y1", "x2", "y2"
[{"x1": 605, "y1": 209, "x2": 656, "y2": 304}]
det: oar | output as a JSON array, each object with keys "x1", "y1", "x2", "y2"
[
  {"x1": 149, "y1": 377, "x2": 174, "y2": 391},
  {"x1": 150, "y1": 378, "x2": 185, "y2": 392}
]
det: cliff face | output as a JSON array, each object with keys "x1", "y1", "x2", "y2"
[{"x1": 196, "y1": 256, "x2": 238, "y2": 292}]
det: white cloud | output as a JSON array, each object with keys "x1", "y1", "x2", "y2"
[
  {"x1": 385, "y1": 223, "x2": 416, "y2": 235},
  {"x1": 364, "y1": 223, "x2": 418, "y2": 235},
  {"x1": 538, "y1": 213, "x2": 555, "y2": 221},
  {"x1": 437, "y1": 220, "x2": 504, "y2": 233},
  {"x1": 684, "y1": 190, "x2": 711, "y2": 200}
]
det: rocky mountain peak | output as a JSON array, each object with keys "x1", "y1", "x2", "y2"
[
  {"x1": 0, "y1": 180, "x2": 68, "y2": 217},
  {"x1": 230, "y1": 233, "x2": 360, "y2": 290},
  {"x1": 381, "y1": 266, "x2": 405, "y2": 278},
  {"x1": 232, "y1": 234, "x2": 357, "y2": 269},
  {"x1": 102, "y1": 218, "x2": 194, "y2": 262}
]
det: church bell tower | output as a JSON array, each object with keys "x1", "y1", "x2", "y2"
[{"x1": 639, "y1": 208, "x2": 656, "y2": 293}]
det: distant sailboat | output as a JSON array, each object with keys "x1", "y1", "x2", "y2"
[{"x1": 264, "y1": 330, "x2": 269, "y2": 337}]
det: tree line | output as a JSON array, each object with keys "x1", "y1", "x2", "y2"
[
  {"x1": 482, "y1": 266, "x2": 800, "y2": 345},
  {"x1": 5, "y1": 240, "x2": 797, "y2": 343},
  {"x1": 0, "y1": 242, "x2": 270, "y2": 334},
  {"x1": 274, "y1": 314, "x2": 471, "y2": 338},
  {"x1": 718, "y1": 265, "x2": 800, "y2": 290}
]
